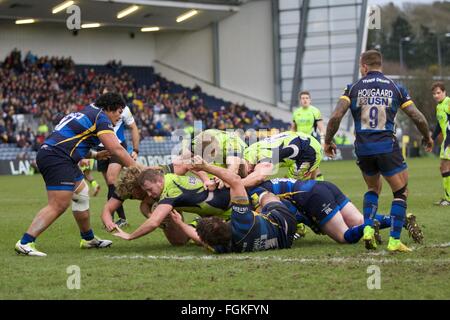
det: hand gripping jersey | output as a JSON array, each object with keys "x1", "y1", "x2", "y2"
[
  {"x1": 44, "y1": 104, "x2": 114, "y2": 163},
  {"x1": 342, "y1": 71, "x2": 413, "y2": 156}
]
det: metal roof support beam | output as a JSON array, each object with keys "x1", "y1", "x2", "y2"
[
  {"x1": 290, "y1": 0, "x2": 310, "y2": 111},
  {"x1": 92, "y1": 0, "x2": 240, "y2": 12},
  {"x1": 272, "y1": 0, "x2": 281, "y2": 105},
  {"x1": 212, "y1": 21, "x2": 221, "y2": 87}
]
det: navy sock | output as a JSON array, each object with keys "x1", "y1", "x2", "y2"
[
  {"x1": 363, "y1": 191, "x2": 379, "y2": 226},
  {"x1": 344, "y1": 223, "x2": 368, "y2": 244},
  {"x1": 20, "y1": 233, "x2": 36, "y2": 245},
  {"x1": 108, "y1": 184, "x2": 126, "y2": 219},
  {"x1": 390, "y1": 200, "x2": 407, "y2": 239},
  {"x1": 107, "y1": 184, "x2": 115, "y2": 200},
  {"x1": 374, "y1": 214, "x2": 391, "y2": 229},
  {"x1": 80, "y1": 229, "x2": 95, "y2": 241},
  {"x1": 116, "y1": 205, "x2": 126, "y2": 220}
]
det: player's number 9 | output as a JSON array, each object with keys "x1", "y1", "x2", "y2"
[{"x1": 369, "y1": 107, "x2": 379, "y2": 129}]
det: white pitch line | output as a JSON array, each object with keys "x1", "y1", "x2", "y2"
[
  {"x1": 102, "y1": 255, "x2": 450, "y2": 264},
  {"x1": 100, "y1": 243, "x2": 450, "y2": 264}
]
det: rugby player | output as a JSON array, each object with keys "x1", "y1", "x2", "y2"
[
  {"x1": 15, "y1": 93, "x2": 136, "y2": 256},
  {"x1": 431, "y1": 82, "x2": 450, "y2": 206},
  {"x1": 96, "y1": 85, "x2": 140, "y2": 228},
  {"x1": 292, "y1": 91, "x2": 326, "y2": 180},
  {"x1": 111, "y1": 168, "x2": 232, "y2": 242},
  {"x1": 169, "y1": 156, "x2": 298, "y2": 253},
  {"x1": 101, "y1": 166, "x2": 189, "y2": 246},
  {"x1": 248, "y1": 178, "x2": 424, "y2": 248},
  {"x1": 53, "y1": 112, "x2": 102, "y2": 197},
  {"x1": 324, "y1": 50, "x2": 432, "y2": 252},
  {"x1": 242, "y1": 131, "x2": 322, "y2": 184}
]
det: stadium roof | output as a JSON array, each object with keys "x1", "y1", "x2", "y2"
[{"x1": 0, "y1": 0, "x2": 250, "y2": 31}]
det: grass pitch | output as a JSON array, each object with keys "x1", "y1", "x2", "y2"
[{"x1": 1, "y1": 157, "x2": 450, "y2": 300}]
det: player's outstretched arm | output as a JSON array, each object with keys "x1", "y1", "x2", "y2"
[
  {"x1": 99, "y1": 132, "x2": 135, "y2": 167},
  {"x1": 101, "y1": 197, "x2": 123, "y2": 232},
  {"x1": 113, "y1": 204, "x2": 173, "y2": 240},
  {"x1": 325, "y1": 98, "x2": 351, "y2": 157},
  {"x1": 402, "y1": 103, "x2": 433, "y2": 152}
]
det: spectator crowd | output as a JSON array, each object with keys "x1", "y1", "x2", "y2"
[{"x1": 1, "y1": 49, "x2": 276, "y2": 150}]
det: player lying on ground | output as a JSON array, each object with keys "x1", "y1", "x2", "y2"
[
  {"x1": 169, "y1": 156, "x2": 298, "y2": 253},
  {"x1": 248, "y1": 176, "x2": 424, "y2": 249},
  {"x1": 241, "y1": 131, "x2": 323, "y2": 185},
  {"x1": 101, "y1": 166, "x2": 191, "y2": 246},
  {"x1": 111, "y1": 166, "x2": 233, "y2": 243},
  {"x1": 15, "y1": 93, "x2": 136, "y2": 257}
]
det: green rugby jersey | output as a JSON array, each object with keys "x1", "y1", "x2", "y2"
[
  {"x1": 193, "y1": 129, "x2": 247, "y2": 168},
  {"x1": 158, "y1": 174, "x2": 231, "y2": 218},
  {"x1": 292, "y1": 106, "x2": 322, "y2": 135},
  {"x1": 244, "y1": 131, "x2": 322, "y2": 179},
  {"x1": 436, "y1": 96, "x2": 450, "y2": 159}
]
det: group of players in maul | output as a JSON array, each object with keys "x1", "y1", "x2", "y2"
[{"x1": 15, "y1": 50, "x2": 449, "y2": 257}]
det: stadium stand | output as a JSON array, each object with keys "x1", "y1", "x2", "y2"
[{"x1": 1, "y1": 50, "x2": 289, "y2": 160}]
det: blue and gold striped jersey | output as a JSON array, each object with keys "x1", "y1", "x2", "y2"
[
  {"x1": 213, "y1": 202, "x2": 293, "y2": 253},
  {"x1": 44, "y1": 104, "x2": 114, "y2": 163},
  {"x1": 248, "y1": 178, "x2": 317, "y2": 222},
  {"x1": 342, "y1": 71, "x2": 413, "y2": 156}
]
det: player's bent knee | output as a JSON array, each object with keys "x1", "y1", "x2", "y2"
[
  {"x1": 72, "y1": 183, "x2": 90, "y2": 212},
  {"x1": 50, "y1": 201, "x2": 71, "y2": 214},
  {"x1": 393, "y1": 185, "x2": 408, "y2": 201}
]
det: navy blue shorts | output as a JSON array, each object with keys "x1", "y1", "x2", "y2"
[
  {"x1": 36, "y1": 145, "x2": 84, "y2": 191},
  {"x1": 357, "y1": 144, "x2": 407, "y2": 177},
  {"x1": 293, "y1": 181, "x2": 350, "y2": 227},
  {"x1": 260, "y1": 201, "x2": 297, "y2": 248},
  {"x1": 97, "y1": 141, "x2": 128, "y2": 172},
  {"x1": 262, "y1": 201, "x2": 298, "y2": 237}
]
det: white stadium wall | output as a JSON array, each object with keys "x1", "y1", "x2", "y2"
[
  {"x1": 0, "y1": 0, "x2": 277, "y2": 107},
  {"x1": 154, "y1": 0, "x2": 276, "y2": 106},
  {"x1": 154, "y1": 27, "x2": 214, "y2": 83},
  {"x1": 0, "y1": 21, "x2": 156, "y2": 66},
  {"x1": 218, "y1": 0, "x2": 275, "y2": 105}
]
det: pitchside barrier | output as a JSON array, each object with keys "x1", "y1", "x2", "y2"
[
  {"x1": 0, "y1": 145, "x2": 425, "y2": 176},
  {"x1": 1, "y1": 146, "x2": 357, "y2": 176}
]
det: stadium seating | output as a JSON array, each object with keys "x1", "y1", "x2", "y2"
[{"x1": 1, "y1": 50, "x2": 290, "y2": 161}]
